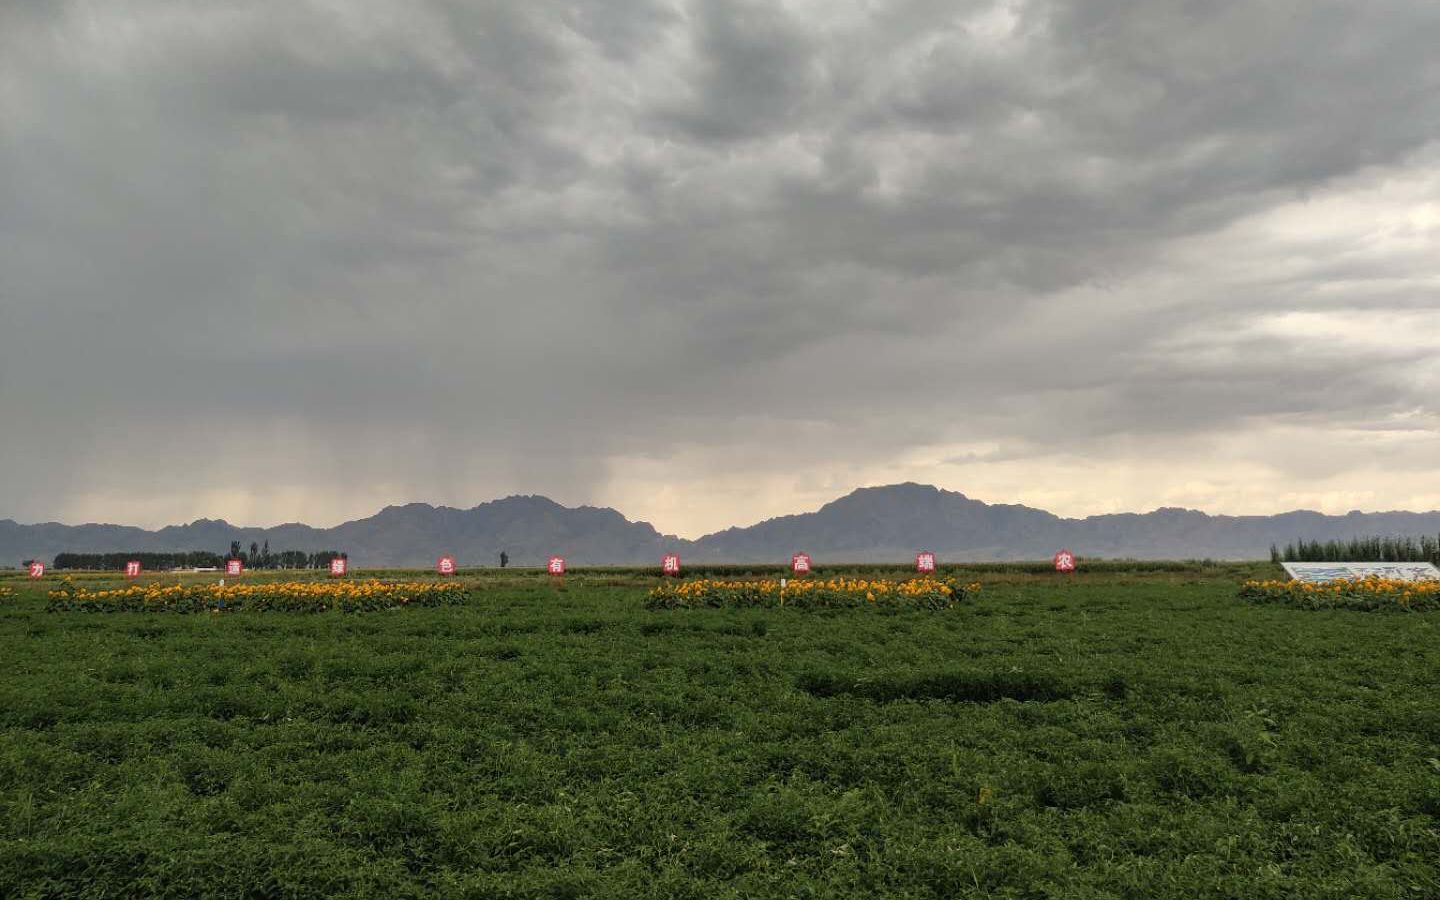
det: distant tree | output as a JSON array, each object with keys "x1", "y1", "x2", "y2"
[
  {"x1": 230, "y1": 541, "x2": 242, "y2": 561},
  {"x1": 274, "y1": 550, "x2": 307, "y2": 569},
  {"x1": 307, "y1": 550, "x2": 347, "y2": 569},
  {"x1": 499, "y1": 551, "x2": 509, "y2": 568}
]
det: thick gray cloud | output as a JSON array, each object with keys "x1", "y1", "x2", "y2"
[{"x1": 2, "y1": 0, "x2": 1439, "y2": 537}]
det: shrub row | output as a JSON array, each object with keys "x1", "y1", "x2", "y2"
[{"x1": 556, "y1": 558, "x2": 1246, "y2": 578}]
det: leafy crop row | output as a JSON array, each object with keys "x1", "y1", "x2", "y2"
[{"x1": 1, "y1": 574, "x2": 1436, "y2": 897}]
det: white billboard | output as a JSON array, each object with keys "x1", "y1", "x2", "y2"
[{"x1": 1281, "y1": 562, "x2": 1440, "y2": 584}]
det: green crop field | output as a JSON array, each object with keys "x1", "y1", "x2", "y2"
[{"x1": 1, "y1": 565, "x2": 1436, "y2": 898}]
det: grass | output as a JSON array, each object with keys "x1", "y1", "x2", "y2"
[{"x1": 0, "y1": 565, "x2": 1436, "y2": 898}]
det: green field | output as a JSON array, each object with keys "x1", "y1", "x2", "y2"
[{"x1": 1, "y1": 566, "x2": 1437, "y2": 898}]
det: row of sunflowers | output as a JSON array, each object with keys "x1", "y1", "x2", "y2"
[
  {"x1": 1239, "y1": 576, "x2": 1440, "y2": 611},
  {"x1": 45, "y1": 579, "x2": 470, "y2": 614},
  {"x1": 646, "y1": 576, "x2": 980, "y2": 610}
]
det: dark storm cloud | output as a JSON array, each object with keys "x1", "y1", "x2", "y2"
[
  {"x1": 654, "y1": 0, "x2": 819, "y2": 141},
  {"x1": 2, "y1": 0, "x2": 1439, "y2": 534}
]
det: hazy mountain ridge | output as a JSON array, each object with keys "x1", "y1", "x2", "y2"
[{"x1": 6, "y1": 484, "x2": 1440, "y2": 567}]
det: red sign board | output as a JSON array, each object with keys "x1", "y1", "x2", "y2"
[
  {"x1": 437, "y1": 555, "x2": 456, "y2": 576},
  {"x1": 329, "y1": 557, "x2": 348, "y2": 577},
  {"x1": 791, "y1": 553, "x2": 812, "y2": 574},
  {"x1": 1054, "y1": 550, "x2": 1076, "y2": 573},
  {"x1": 662, "y1": 553, "x2": 681, "y2": 576},
  {"x1": 548, "y1": 556, "x2": 566, "y2": 575},
  {"x1": 916, "y1": 551, "x2": 936, "y2": 573},
  {"x1": 124, "y1": 560, "x2": 142, "y2": 578},
  {"x1": 28, "y1": 561, "x2": 45, "y2": 579},
  {"x1": 225, "y1": 559, "x2": 243, "y2": 577}
]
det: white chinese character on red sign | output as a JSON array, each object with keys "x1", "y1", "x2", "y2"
[
  {"x1": 548, "y1": 556, "x2": 566, "y2": 575},
  {"x1": 662, "y1": 554, "x2": 681, "y2": 575},
  {"x1": 125, "y1": 561, "x2": 141, "y2": 578},
  {"x1": 1054, "y1": 550, "x2": 1076, "y2": 573},
  {"x1": 28, "y1": 561, "x2": 45, "y2": 578},
  {"x1": 330, "y1": 557, "x2": 348, "y2": 577},
  {"x1": 916, "y1": 552, "x2": 936, "y2": 573},
  {"x1": 792, "y1": 553, "x2": 812, "y2": 574},
  {"x1": 226, "y1": 559, "x2": 243, "y2": 577},
  {"x1": 437, "y1": 556, "x2": 456, "y2": 575}
]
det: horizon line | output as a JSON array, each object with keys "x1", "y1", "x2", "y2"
[{"x1": 7, "y1": 481, "x2": 1440, "y2": 537}]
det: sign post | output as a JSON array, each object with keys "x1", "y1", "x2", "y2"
[
  {"x1": 791, "y1": 553, "x2": 812, "y2": 575},
  {"x1": 28, "y1": 561, "x2": 45, "y2": 579},
  {"x1": 437, "y1": 555, "x2": 456, "y2": 576},
  {"x1": 548, "y1": 556, "x2": 566, "y2": 576},
  {"x1": 916, "y1": 551, "x2": 936, "y2": 574},
  {"x1": 329, "y1": 557, "x2": 348, "y2": 578},
  {"x1": 662, "y1": 553, "x2": 681, "y2": 577},
  {"x1": 124, "y1": 560, "x2": 142, "y2": 579},
  {"x1": 226, "y1": 559, "x2": 243, "y2": 577},
  {"x1": 1054, "y1": 550, "x2": 1076, "y2": 573}
]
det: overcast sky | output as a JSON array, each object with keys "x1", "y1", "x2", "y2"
[{"x1": 3, "y1": 1, "x2": 1439, "y2": 538}]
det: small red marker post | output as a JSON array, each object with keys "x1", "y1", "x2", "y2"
[
  {"x1": 124, "y1": 560, "x2": 142, "y2": 579},
  {"x1": 437, "y1": 555, "x2": 456, "y2": 576},
  {"x1": 1054, "y1": 550, "x2": 1076, "y2": 573},
  {"x1": 226, "y1": 559, "x2": 243, "y2": 577},
  {"x1": 548, "y1": 556, "x2": 566, "y2": 576},
  {"x1": 662, "y1": 553, "x2": 681, "y2": 577},
  {"x1": 916, "y1": 551, "x2": 936, "y2": 573},
  {"x1": 28, "y1": 561, "x2": 45, "y2": 579},
  {"x1": 329, "y1": 557, "x2": 348, "y2": 578},
  {"x1": 791, "y1": 552, "x2": 812, "y2": 575}
]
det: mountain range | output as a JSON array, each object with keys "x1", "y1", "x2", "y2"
[{"x1": 6, "y1": 483, "x2": 1440, "y2": 567}]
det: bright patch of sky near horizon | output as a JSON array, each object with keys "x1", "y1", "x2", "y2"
[{"x1": 2, "y1": 0, "x2": 1439, "y2": 539}]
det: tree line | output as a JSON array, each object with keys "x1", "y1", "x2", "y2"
[
  {"x1": 1270, "y1": 535, "x2": 1440, "y2": 566},
  {"x1": 224, "y1": 540, "x2": 347, "y2": 570},
  {"x1": 51, "y1": 546, "x2": 348, "y2": 571}
]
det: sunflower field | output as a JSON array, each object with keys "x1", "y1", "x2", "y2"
[
  {"x1": 44, "y1": 578, "x2": 470, "y2": 614},
  {"x1": 1238, "y1": 575, "x2": 1440, "y2": 611},
  {"x1": 645, "y1": 576, "x2": 979, "y2": 610}
]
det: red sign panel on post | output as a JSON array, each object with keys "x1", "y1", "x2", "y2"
[
  {"x1": 329, "y1": 557, "x2": 348, "y2": 577},
  {"x1": 124, "y1": 560, "x2": 142, "y2": 578},
  {"x1": 916, "y1": 551, "x2": 936, "y2": 573},
  {"x1": 548, "y1": 556, "x2": 566, "y2": 575},
  {"x1": 437, "y1": 555, "x2": 456, "y2": 576},
  {"x1": 226, "y1": 559, "x2": 243, "y2": 577},
  {"x1": 791, "y1": 553, "x2": 812, "y2": 575},
  {"x1": 1054, "y1": 550, "x2": 1076, "y2": 573},
  {"x1": 28, "y1": 561, "x2": 45, "y2": 579},
  {"x1": 662, "y1": 553, "x2": 681, "y2": 576}
]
